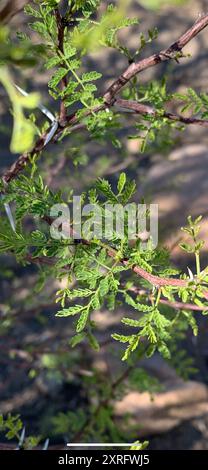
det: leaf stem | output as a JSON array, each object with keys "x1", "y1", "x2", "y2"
[{"x1": 195, "y1": 251, "x2": 201, "y2": 277}]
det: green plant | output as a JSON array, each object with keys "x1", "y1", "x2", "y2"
[
  {"x1": 0, "y1": 414, "x2": 42, "y2": 449},
  {"x1": 1, "y1": 0, "x2": 208, "y2": 447}
]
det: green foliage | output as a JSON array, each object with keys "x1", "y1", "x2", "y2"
[
  {"x1": 130, "y1": 440, "x2": 149, "y2": 450},
  {"x1": 113, "y1": 306, "x2": 172, "y2": 361},
  {"x1": 51, "y1": 410, "x2": 86, "y2": 436},
  {"x1": 0, "y1": 414, "x2": 22, "y2": 440},
  {"x1": 176, "y1": 88, "x2": 208, "y2": 118},
  {"x1": 126, "y1": 78, "x2": 183, "y2": 152},
  {"x1": 1, "y1": 169, "x2": 208, "y2": 362},
  {"x1": 23, "y1": 0, "x2": 139, "y2": 126},
  {"x1": 180, "y1": 215, "x2": 204, "y2": 277},
  {"x1": 0, "y1": 0, "x2": 208, "y2": 447},
  {"x1": 0, "y1": 414, "x2": 41, "y2": 449},
  {"x1": 48, "y1": 363, "x2": 155, "y2": 445}
]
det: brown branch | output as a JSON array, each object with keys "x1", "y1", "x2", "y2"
[
  {"x1": 103, "y1": 14, "x2": 208, "y2": 105},
  {"x1": 159, "y1": 298, "x2": 208, "y2": 311},
  {"x1": 54, "y1": 8, "x2": 68, "y2": 125},
  {"x1": 12, "y1": 212, "x2": 205, "y2": 295},
  {"x1": 25, "y1": 253, "x2": 56, "y2": 266},
  {"x1": 1, "y1": 13, "x2": 208, "y2": 307},
  {"x1": 2, "y1": 129, "x2": 50, "y2": 184},
  {"x1": 26, "y1": 217, "x2": 202, "y2": 291},
  {"x1": 9, "y1": 211, "x2": 207, "y2": 314},
  {"x1": 128, "y1": 262, "x2": 188, "y2": 287},
  {"x1": 115, "y1": 98, "x2": 208, "y2": 127},
  {"x1": 26, "y1": 240, "x2": 208, "y2": 306},
  {"x1": 3, "y1": 93, "x2": 208, "y2": 185},
  {"x1": 126, "y1": 285, "x2": 208, "y2": 312},
  {"x1": 2, "y1": 14, "x2": 208, "y2": 184}
]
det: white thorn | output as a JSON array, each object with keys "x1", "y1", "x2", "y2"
[
  {"x1": 187, "y1": 267, "x2": 194, "y2": 280},
  {"x1": 15, "y1": 83, "x2": 56, "y2": 123},
  {"x1": 16, "y1": 426, "x2": 25, "y2": 449},
  {"x1": 44, "y1": 120, "x2": 58, "y2": 146},
  {"x1": 14, "y1": 83, "x2": 58, "y2": 146},
  {"x1": 4, "y1": 202, "x2": 16, "y2": 232},
  {"x1": 43, "y1": 438, "x2": 49, "y2": 450},
  {"x1": 14, "y1": 84, "x2": 28, "y2": 97},
  {"x1": 38, "y1": 103, "x2": 57, "y2": 124}
]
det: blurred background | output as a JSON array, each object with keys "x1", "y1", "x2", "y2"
[{"x1": 1, "y1": 0, "x2": 208, "y2": 450}]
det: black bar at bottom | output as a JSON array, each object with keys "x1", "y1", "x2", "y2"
[{"x1": 0, "y1": 450, "x2": 207, "y2": 468}]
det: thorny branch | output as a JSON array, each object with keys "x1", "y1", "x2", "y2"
[
  {"x1": 1, "y1": 12, "x2": 208, "y2": 311},
  {"x1": 2, "y1": 13, "x2": 208, "y2": 184},
  {"x1": 115, "y1": 98, "x2": 208, "y2": 127},
  {"x1": 54, "y1": 8, "x2": 68, "y2": 125},
  {"x1": 27, "y1": 215, "x2": 208, "y2": 311},
  {"x1": 103, "y1": 13, "x2": 208, "y2": 104},
  {"x1": 125, "y1": 285, "x2": 208, "y2": 312}
]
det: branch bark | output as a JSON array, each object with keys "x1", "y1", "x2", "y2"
[
  {"x1": 103, "y1": 14, "x2": 208, "y2": 104},
  {"x1": 126, "y1": 285, "x2": 208, "y2": 312},
  {"x1": 2, "y1": 14, "x2": 208, "y2": 184},
  {"x1": 115, "y1": 98, "x2": 208, "y2": 127},
  {"x1": 54, "y1": 8, "x2": 68, "y2": 125},
  {"x1": 19, "y1": 213, "x2": 208, "y2": 311},
  {"x1": 2, "y1": 13, "x2": 208, "y2": 303},
  {"x1": 30, "y1": 216, "x2": 205, "y2": 292}
]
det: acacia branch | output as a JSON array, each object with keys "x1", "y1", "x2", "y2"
[
  {"x1": 115, "y1": 98, "x2": 208, "y2": 127},
  {"x1": 39, "y1": 216, "x2": 189, "y2": 288},
  {"x1": 29, "y1": 216, "x2": 204, "y2": 292},
  {"x1": 126, "y1": 285, "x2": 208, "y2": 312},
  {"x1": 16, "y1": 212, "x2": 207, "y2": 311},
  {"x1": 2, "y1": 14, "x2": 208, "y2": 184},
  {"x1": 54, "y1": 8, "x2": 68, "y2": 125},
  {"x1": 103, "y1": 14, "x2": 208, "y2": 104},
  {"x1": 2, "y1": 130, "x2": 49, "y2": 184},
  {"x1": 2, "y1": 11, "x2": 208, "y2": 306}
]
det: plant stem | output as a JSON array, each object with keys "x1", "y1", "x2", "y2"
[
  {"x1": 195, "y1": 251, "x2": 201, "y2": 277},
  {"x1": 155, "y1": 287, "x2": 161, "y2": 307},
  {"x1": 54, "y1": 8, "x2": 68, "y2": 125}
]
